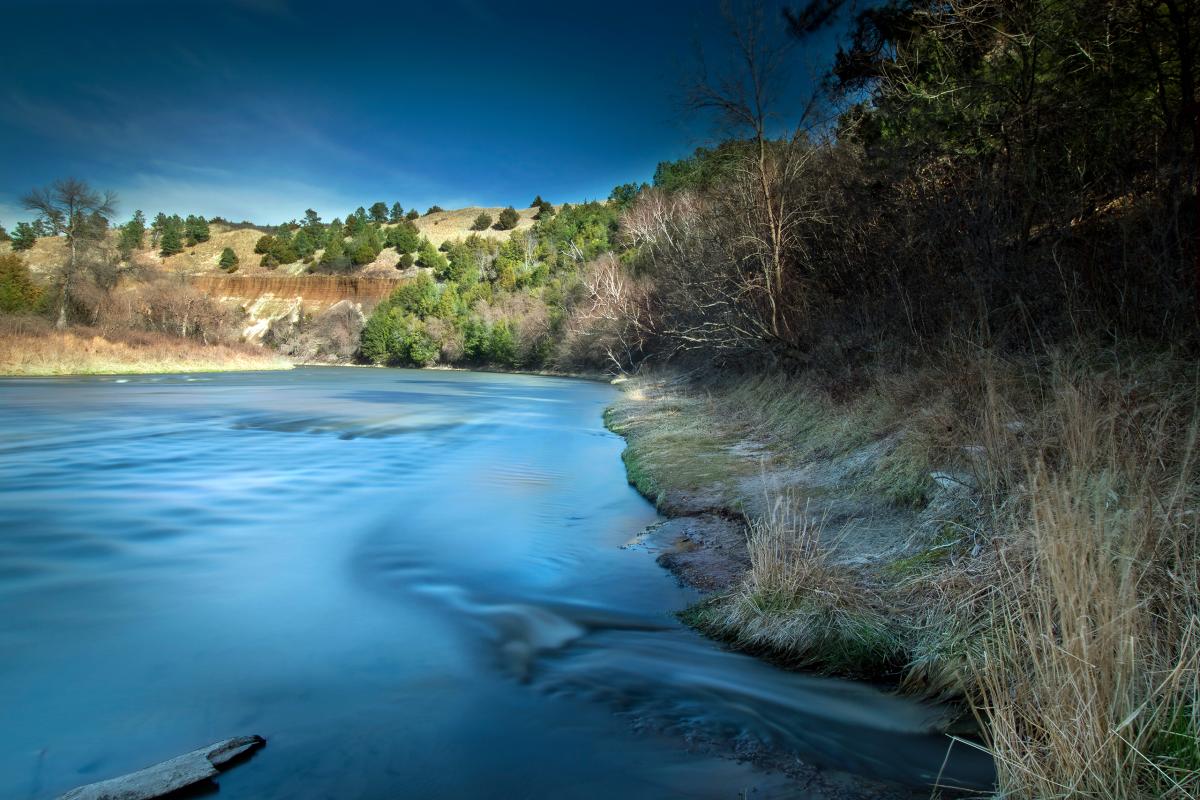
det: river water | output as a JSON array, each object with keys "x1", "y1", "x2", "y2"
[{"x1": 0, "y1": 368, "x2": 993, "y2": 799}]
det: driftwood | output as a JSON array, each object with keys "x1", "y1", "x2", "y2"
[{"x1": 57, "y1": 735, "x2": 265, "y2": 800}]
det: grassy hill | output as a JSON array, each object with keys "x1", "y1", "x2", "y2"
[{"x1": 1, "y1": 205, "x2": 545, "y2": 279}]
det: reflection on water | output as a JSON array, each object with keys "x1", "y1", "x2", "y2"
[{"x1": 0, "y1": 368, "x2": 993, "y2": 799}]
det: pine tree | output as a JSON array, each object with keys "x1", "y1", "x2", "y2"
[
  {"x1": 389, "y1": 202, "x2": 404, "y2": 223},
  {"x1": 11, "y1": 222, "x2": 38, "y2": 251},
  {"x1": 218, "y1": 247, "x2": 239, "y2": 272},
  {"x1": 530, "y1": 195, "x2": 543, "y2": 207},
  {"x1": 0, "y1": 223, "x2": 8, "y2": 242},
  {"x1": 118, "y1": 210, "x2": 146, "y2": 258},
  {"x1": 321, "y1": 230, "x2": 345, "y2": 265},
  {"x1": 406, "y1": 209, "x2": 420, "y2": 221},
  {"x1": 369, "y1": 202, "x2": 389, "y2": 224},
  {"x1": 471, "y1": 212, "x2": 492, "y2": 231},
  {"x1": 496, "y1": 206, "x2": 520, "y2": 230},
  {"x1": 159, "y1": 225, "x2": 183, "y2": 257}
]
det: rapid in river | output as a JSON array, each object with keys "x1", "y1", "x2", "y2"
[{"x1": 0, "y1": 368, "x2": 993, "y2": 799}]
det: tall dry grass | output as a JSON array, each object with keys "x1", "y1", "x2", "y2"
[
  {"x1": 972, "y1": 362, "x2": 1200, "y2": 799},
  {"x1": 702, "y1": 489, "x2": 903, "y2": 675},
  {"x1": 0, "y1": 316, "x2": 291, "y2": 375}
]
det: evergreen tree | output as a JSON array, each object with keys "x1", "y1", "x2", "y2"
[
  {"x1": 0, "y1": 254, "x2": 42, "y2": 313},
  {"x1": 218, "y1": 247, "x2": 239, "y2": 272},
  {"x1": 118, "y1": 210, "x2": 146, "y2": 258},
  {"x1": 471, "y1": 212, "x2": 492, "y2": 231},
  {"x1": 184, "y1": 215, "x2": 210, "y2": 246},
  {"x1": 254, "y1": 234, "x2": 275, "y2": 254},
  {"x1": 389, "y1": 202, "x2": 404, "y2": 223},
  {"x1": 425, "y1": 205, "x2": 444, "y2": 215},
  {"x1": 496, "y1": 206, "x2": 520, "y2": 230},
  {"x1": 0, "y1": 223, "x2": 8, "y2": 242},
  {"x1": 369, "y1": 202, "x2": 389, "y2": 224},
  {"x1": 159, "y1": 224, "x2": 184, "y2": 257},
  {"x1": 535, "y1": 201, "x2": 554, "y2": 220},
  {"x1": 530, "y1": 195, "x2": 543, "y2": 207},
  {"x1": 416, "y1": 238, "x2": 449, "y2": 275},
  {"x1": 353, "y1": 206, "x2": 368, "y2": 225},
  {"x1": 344, "y1": 215, "x2": 362, "y2": 237},
  {"x1": 11, "y1": 222, "x2": 38, "y2": 251},
  {"x1": 405, "y1": 209, "x2": 420, "y2": 221},
  {"x1": 397, "y1": 253, "x2": 414, "y2": 269},
  {"x1": 321, "y1": 230, "x2": 345, "y2": 265},
  {"x1": 293, "y1": 228, "x2": 316, "y2": 259},
  {"x1": 350, "y1": 240, "x2": 377, "y2": 266},
  {"x1": 387, "y1": 220, "x2": 421, "y2": 253}
]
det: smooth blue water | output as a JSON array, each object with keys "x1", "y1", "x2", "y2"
[{"x1": 0, "y1": 368, "x2": 993, "y2": 799}]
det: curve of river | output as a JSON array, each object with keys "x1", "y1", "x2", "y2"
[{"x1": 0, "y1": 368, "x2": 993, "y2": 799}]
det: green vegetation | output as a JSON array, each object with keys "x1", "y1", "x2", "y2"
[
  {"x1": 10, "y1": 222, "x2": 37, "y2": 252},
  {"x1": 0, "y1": 254, "x2": 43, "y2": 313},
  {"x1": 470, "y1": 212, "x2": 492, "y2": 231},
  {"x1": 495, "y1": 206, "x2": 519, "y2": 230},
  {"x1": 117, "y1": 210, "x2": 146, "y2": 258},
  {"x1": 218, "y1": 247, "x2": 239, "y2": 272}
]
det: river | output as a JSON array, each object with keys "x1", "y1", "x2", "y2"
[{"x1": 0, "y1": 368, "x2": 993, "y2": 798}]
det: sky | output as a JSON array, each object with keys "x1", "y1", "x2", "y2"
[{"x1": 0, "y1": 0, "x2": 843, "y2": 226}]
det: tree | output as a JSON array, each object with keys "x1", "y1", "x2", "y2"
[
  {"x1": 387, "y1": 220, "x2": 421, "y2": 253},
  {"x1": 397, "y1": 253, "x2": 414, "y2": 269},
  {"x1": 531, "y1": 195, "x2": 544, "y2": 207},
  {"x1": 218, "y1": 247, "x2": 239, "y2": 272},
  {"x1": 496, "y1": 206, "x2": 520, "y2": 230},
  {"x1": 184, "y1": 215, "x2": 210, "y2": 246},
  {"x1": 535, "y1": 200, "x2": 554, "y2": 220},
  {"x1": 416, "y1": 238, "x2": 449, "y2": 275},
  {"x1": 405, "y1": 209, "x2": 420, "y2": 221},
  {"x1": 608, "y1": 183, "x2": 645, "y2": 210},
  {"x1": 11, "y1": 222, "x2": 38, "y2": 252},
  {"x1": 369, "y1": 202, "x2": 389, "y2": 224},
  {"x1": 471, "y1": 212, "x2": 492, "y2": 231},
  {"x1": 321, "y1": 230, "x2": 345, "y2": 266},
  {"x1": 0, "y1": 253, "x2": 42, "y2": 313},
  {"x1": 159, "y1": 224, "x2": 184, "y2": 257},
  {"x1": 118, "y1": 210, "x2": 146, "y2": 258},
  {"x1": 350, "y1": 240, "x2": 377, "y2": 266},
  {"x1": 22, "y1": 178, "x2": 117, "y2": 328},
  {"x1": 389, "y1": 202, "x2": 404, "y2": 223},
  {"x1": 425, "y1": 205, "x2": 444, "y2": 215},
  {"x1": 0, "y1": 222, "x2": 8, "y2": 242},
  {"x1": 254, "y1": 234, "x2": 275, "y2": 254}
]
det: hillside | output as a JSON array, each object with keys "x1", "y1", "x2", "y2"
[{"x1": 1, "y1": 204, "x2": 545, "y2": 279}]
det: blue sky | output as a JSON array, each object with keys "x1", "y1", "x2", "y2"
[{"x1": 0, "y1": 0, "x2": 841, "y2": 226}]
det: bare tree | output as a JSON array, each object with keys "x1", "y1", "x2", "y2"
[{"x1": 22, "y1": 178, "x2": 117, "y2": 328}]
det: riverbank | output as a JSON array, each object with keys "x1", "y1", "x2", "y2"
[
  {"x1": 0, "y1": 318, "x2": 292, "y2": 376},
  {"x1": 605, "y1": 346, "x2": 1199, "y2": 798}
]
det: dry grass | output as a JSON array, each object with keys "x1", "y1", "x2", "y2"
[
  {"x1": 0, "y1": 317, "x2": 291, "y2": 375},
  {"x1": 410, "y1": 206, "x2": 541, "y2": 249},
  {"x1": 971, "y1": 363, "x2": 1200, "y2": 799},
  {"x1": 615, "y1": 345, "x2": 1199, "y2": 796}
]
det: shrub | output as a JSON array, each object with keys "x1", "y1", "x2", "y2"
[
  {"x1": 387, "y1": 221, "x2": 420, "y2": 253},
  {"x1": 405, "y1": 209, "x2": 420, "y2": 221},
  {"x1": 10, "y1": 222, "x2": 37, "y2": 252},
  {"x1": 350, "y1": 240, "x2": 377, "y2": 266},
  {"x1": 425, "y1": 205, "x2": 444, "y2": 215},
  {"x1": 495, "y1": 206, "x2": 520, "y2": 230},
  {"x1": 471, "y1": 213, "x2": 492, "y2": 231},
  {"x1": 397, "y1": 253, "x2": 414, "y2": 269}
]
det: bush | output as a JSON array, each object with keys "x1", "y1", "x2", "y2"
[
  {"x1": 416, "y1": 238, "x2": 449, "y2": 276},
  {"x1": 471, "y1": 213, "x2": 492, "y2": 231},
  {"x1": 425, "y1": 205, "x2": 444, "y2": 215},
  {"x1": 495, "y1": 206, "x2": 520, "y2": 230},
  {"x1": 397, "y1": 253, "x2": 414, "y2": 269},
  {"x1": 350, "y1": 241, "x2": 377, "y2": 266},
  {"x1": 387, "y1": 221, "x2": 420, "y2": 254},
  {"x1": 405, "y1": 209, "x2": 420, "y2": 221}
]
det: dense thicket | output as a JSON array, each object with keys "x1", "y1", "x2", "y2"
[{"x1": 597, "y1": 0, "x2": 1199, "y2": 374}]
